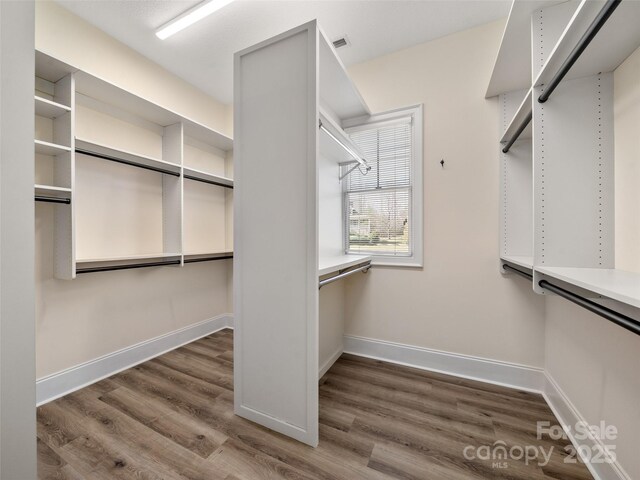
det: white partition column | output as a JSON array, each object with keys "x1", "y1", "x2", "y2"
[
  {"x1": 234, "y1": 22, "x2": 319, "y2": 446},
  {"x1": 0, "y1": 0, "x2": 37, "y2": 476}
]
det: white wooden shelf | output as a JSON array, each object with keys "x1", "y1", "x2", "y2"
[
  {"x1": 319, "y1": 254, "x2": 372, "y2": 276},
  {"x1": 34, "y1": 95, "x2": 71, "y2": 119},
  {"x1": 318, "y1": 30, "x2": 370, "y2": 120},
  {"x1": 536, "y1": 267, "x2": 640, "y2": 309},
  {"x1": 35, "y1": 184, "x2": 71, "y2": 198},
  {"x1": 75, "y1": 138, "x2": 181, "y2": 175},
  {"x1": 501, "y1": 255, "x2": 534, "y2": 270},
  {"x1": 184, "y1": 252, "x2": 233, "y2": 263},
  {"x1": 76, "y1": 253, "x2": 181, "y2": 267},
  {"x1": 76, "y1": 253, "x2": 181, "y2": 264},
  {"x1": 500, "y1": 88, "x2": 532, "y2": 144},
  {"x1": 486, "y1": 0, "x2": 567, "y2": 97},
  {"x1": 534, "y1": 0, "x2": 640, "y2": 90},
  {"x1": 183, "y1": 167, "x2": 233, "y2": 188},
  {"x1": 319, "y1": 110, "x2": 366, "y2": 165},
  {"x1": 34, "y1": 139, "x2": 71, "y2": 156},
  {"x1": 74, "y1": 71, "x2": 233, "y2": 152}
]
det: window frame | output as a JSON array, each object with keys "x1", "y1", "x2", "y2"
[{"x1": 342, "y1": 104, "x2": 423, "y2": 268}]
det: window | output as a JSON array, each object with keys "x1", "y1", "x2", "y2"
[{"x1": 343, "y1": 105, "x2": 423, "y2": 266}]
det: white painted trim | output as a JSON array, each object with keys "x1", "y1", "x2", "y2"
[
  {"x1": 318, "y1": 346, "x2": 343, "y2": 379},
  {"x1": 344, "y1": 335, "x2": 545, "y2": 393},
  {"x1": 342, "y1": 104, "x2": 424, "y2": 268},
  {"x1": 543, "y1": 373, "x2": 631, "y2": 480},
  {"x1": 342, "y1": 334, "x2": 629, "y2": 479},
  {"x1": 343, "y1": 334, "x2": 545, "y2": 393},
  {"x1": 235, "y1": 404, "x2": 313, "y2": 445},
  {"x1": 36, "y1": 314, "x2": 233, "y2": 406}
]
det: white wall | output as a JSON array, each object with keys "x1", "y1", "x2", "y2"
[
  {"x1": 344, "y1": 19, "x2": 547, "y2": 368},
  {"x1": 35, "y1": 2, "x2": 232, "y2": 379}
]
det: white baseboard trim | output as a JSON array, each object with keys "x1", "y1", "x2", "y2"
[
  {"x1": 36, "y1": 314, "x2": 234, "y2": 406},
  {"x1": 342, "y1": 334, "x2": 629, "y2": 479},
  {"x1": 235, "y1": 404, "x2": 317, "y2": 447},
  {"x1": 318, "y1": 346, "x2": 343, "y2": 379},
  {"x1": 343, "y1": 334, "x2": 546, "y2": 393},
  {"x1": 543, "y1": 374, "x2": 630, "y2": 480}
]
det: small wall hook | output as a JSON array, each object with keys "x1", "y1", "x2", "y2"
[{"x1": 440, "y1": 159, "x2": 445, "y2": 168}]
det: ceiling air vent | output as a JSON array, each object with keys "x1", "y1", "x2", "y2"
[{"x1": 332, "y1": 36, "x2": 350, "y2": 49}]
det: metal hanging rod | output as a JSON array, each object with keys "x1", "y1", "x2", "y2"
[
  {"x1": 539, "y1": 280, "x2": 640, "y2": 337},
  {"x1": 184, "y1": 254, "x2": 234, "y2": 264},
  {"x1": 35, "y1": 195, "x2": 71, "y2": 205},
  {"x1": 319, "y1": 119, "x2": 371, "y2": 172},
  {"x1": 76, "y1": 259, "x2": 181, "y2": 274},
  {"x1": 538, "y1": 0, "x2": 622, "y2": 104},
  {"x1": 502, "y1": 263, "x2": 533, "y2": 280},
  {"x1": 502, "y1": 264, "x2": 640, "y2": 337},
  {"x1": 319, "y1": 262, "x2": 371, "y2": 289},
  {"x1": 76, "y1": 149, "x2": 181, "y2": 177},
  {"x1": 502, "y1": 112, "x2": 532, "y2": 154},
  {"x1": 183, "y1": 174, "x2": 233, "y2": 189}
]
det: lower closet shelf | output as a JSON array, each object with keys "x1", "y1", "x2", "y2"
[
  {"x1": 501, "y1": 255, "x2": 533, "y2": 270},
  {"x1": 184, "y1": 252, "x2": 233, "y2": 263},
  {"x1": 75, "y1": 254, "x2": 182, "y2": 274},
  {"x1": 536, "y1": 266, "x2": 640, "y2": 309},
  {"x1": 319, "y1": 254, "x2": 372, "y2": 276}
]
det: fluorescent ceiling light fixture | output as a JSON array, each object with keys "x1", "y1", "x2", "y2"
[{"x1": 156, "y1": 0, "x2": 235, "y2": 40}]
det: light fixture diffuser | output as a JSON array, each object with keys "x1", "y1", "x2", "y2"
[{"x1": 156, "y1": 0, "x2": 235, "y2": 40}]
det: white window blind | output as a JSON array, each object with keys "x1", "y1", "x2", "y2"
[{"x1": 344, "y1": 118, "x2": 412, "y2": 256}]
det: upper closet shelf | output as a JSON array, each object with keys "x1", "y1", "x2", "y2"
[
  {"x1": 486, "y1": 0, "x2": 566, "y2": 97},
  {"x1": 318, "y1": 28, "x2": 370, "y2": 120},
  {"x1": 533, "y1": 0, "x2": 640, "y2": 90},
  {"x1": 74, "y1": 71, "x2": 233, "y2": 152},
  {"x1": 501, "y1": 255, "x2": 534, "y2": 270},
  {"x1": 536, "y1": 267, "x2": 640, "y2": 309},
  {"x1": 35, "y1": 95, "x2": 71, "y2": 118},
  {"x1": 319, "y1": 109, "x2": 367, "y2": 167},
  {"x1": 35, "y1": 139, "x2": 71, "y2": 156},
  {"x1": 76, "y1": 138, "x2": 181, "y2": 176},
  {"x1": 183, "y1": 167, "x2": 234, "y2": 188},
  {"x1": 35, "y1": 52, "x2": 232, "y2": 152},
  {"x1": 500, "y1": 88, "x2": 532, "y2": 145},
  {"x1": 319, "y1": 254, "x2": 372, "y2": 276}
]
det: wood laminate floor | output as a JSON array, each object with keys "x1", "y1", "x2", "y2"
[{"x1": 37, "y1": 329, "x2": 593, "y2": 480}]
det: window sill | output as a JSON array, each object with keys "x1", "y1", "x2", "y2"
[{"x1": 371, "y1": 258, "x2": 423, "y2": 269}]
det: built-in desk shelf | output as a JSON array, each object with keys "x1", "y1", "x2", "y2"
[
  {"x1": 536, "y1": 267, "x2": 640, "y2": 310},
  {"x1": 319, "y1": 254, "x2": 372, "y2": 276}
]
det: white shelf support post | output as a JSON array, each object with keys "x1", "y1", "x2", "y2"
[
  {"x1": 53, "y1": 73, "x2": 76, "y2": 280},
  {"x1": 162, "y1": 122, "x2": 184, "y2": 265}
]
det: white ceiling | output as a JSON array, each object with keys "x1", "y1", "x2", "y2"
[{"x1": 57, "y1": 0, "x2": 510, "y2": 105}]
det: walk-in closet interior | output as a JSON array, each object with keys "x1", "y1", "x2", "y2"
[{"x1": 0, "y1": 0, "x2": 639, "y2": 479}]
